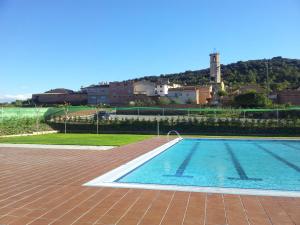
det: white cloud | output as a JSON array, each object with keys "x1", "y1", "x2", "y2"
[{"x1": 0, "y1": 94, "x2": 32, "y2": 103}]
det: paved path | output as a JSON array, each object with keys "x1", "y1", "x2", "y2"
[
  {"x1": 0, "y1": 144, "x2": 115, "y2": 150},
  {"x1": 0, "y1": 137, "x2": 299, "y2": 225}
]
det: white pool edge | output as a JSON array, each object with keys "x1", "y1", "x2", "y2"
[
  {"x1": 83, "y1": 137, "x2": 300, "y2": 197},
  {"x1": 84, "y1": 137, "x2": 182, "y2": 185}
]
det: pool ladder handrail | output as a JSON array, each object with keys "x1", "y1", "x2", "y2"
[{"x1": 167, "y1": 130, "x2": 182, "y2": 141}]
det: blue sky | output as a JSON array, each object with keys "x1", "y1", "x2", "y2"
[{"x1": 0, "y1": 0, "x2": 300, "y2": 102}]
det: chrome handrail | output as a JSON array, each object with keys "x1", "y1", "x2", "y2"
[{"x1": 167, "y1": 130, "x2": 182, "y2": 141}]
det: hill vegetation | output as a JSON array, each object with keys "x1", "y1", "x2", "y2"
[{"x1": 136, "y1": 57, "x2": 300, "y2": 91}]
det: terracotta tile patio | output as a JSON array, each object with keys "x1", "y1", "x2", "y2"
[{"x1": 0, "y1": 137, "x2": 299, "y2": 225}]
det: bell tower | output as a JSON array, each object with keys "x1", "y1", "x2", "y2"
[{"x1": 210, "y1": 52, "x2": 221, "y2": 83}]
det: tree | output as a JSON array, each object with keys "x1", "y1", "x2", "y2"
[
  {"x1": 270, "y1": 81, "x2": 290, "y2": 92},
  {"x1": 234, "y1": 91, "x2": 272, "y2": 108},
  {"x1": 13, "y1": 100, "x2": 23, "y2": 107},
  {"x1": 157, "y1": 97, "x2": 171, "y2": 105},
  {"x1": 218, "y1": 90, "x2": 227, "y2": 96}
]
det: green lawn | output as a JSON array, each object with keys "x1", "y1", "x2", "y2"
[{"x1": 0, "y1": 134, "x2": 154, "y2": 146}]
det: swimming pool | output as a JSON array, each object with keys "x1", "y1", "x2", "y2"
[{"x1": 85, "y1": 138, "x2": 300, "y2": 197}]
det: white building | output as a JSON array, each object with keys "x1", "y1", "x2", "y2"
[
  {"x1": 155, "y1": 80, "x2": 181, "y2": 96},
  {"x1": 155, "y1": 84, "x2": 168, "y2": 96},
  {"x1": 133, "y1": 79, "x2": 181, "y2": 97}
]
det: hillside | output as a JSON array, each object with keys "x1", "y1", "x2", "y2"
[{"x1": 135, "y1": 57, "x2": 300, "y2": 91}]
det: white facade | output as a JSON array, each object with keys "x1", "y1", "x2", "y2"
[
  {"x1": 155, "y1": 83, "x2": 181, "y2": 96},
  {"x1": 133, "y1": 80, "x2": 183, "y2": 97},
  {"x1": 155, "y1": 84, "x2": 169, "y2": 96}
]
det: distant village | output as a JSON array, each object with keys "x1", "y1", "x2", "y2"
[{"x1": 32, "y1": 53, "x2": 300, "y2": 106}]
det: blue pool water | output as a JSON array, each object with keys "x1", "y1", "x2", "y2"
[{"x1": 116, "y1": 139, "x2": 300, "y2": 191}]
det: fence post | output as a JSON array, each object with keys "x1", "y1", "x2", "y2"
[
  {"x1": 276, "y1": 108, "x2": 279, "y2": 125},
  {"x1": 96, "y1": 106, "x2": 100, "y2": 135},
  {"x1": 1, "y1": 107, "x2": 3, "y2": 123},
  {"x1": 97, "y1": 112, "x2": 99, "y2": 135},
  {"x1": 35, "y1": 104, "x2": 39, "y2": 133},
  {"x1": 157, "y1": 115, "x2": 160, "y2": 137},
  {"x1": 63, "y1": 103, "x2": 69, "y2": 134},
  {"x1": 214, "y1": 109, "x2": 216, "y2": 121}
]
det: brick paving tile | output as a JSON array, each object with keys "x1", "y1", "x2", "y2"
[
  {"x1": 223, "y1": 194, "x2": 249, "y2": 225},
  {"x1": 0, "y1": 215, "x2": 19, "y2": 224},
  {"x1": 95, "y1": 189, "x2": 143, "y2": 225},
  {"x1": 0, "y1": 185, "x2": 43, "y2": 208},
  {"x1": 40, "y1": 186, "x2": 84, "y2": 210},
  {"x1": 8, "y1": 216, "x2": 36, "y2": 225},
  {"x1": 259, "y1": 196, "x2": 295, "y2": 225},
  {"x1": 205, "y1": 193, "x2": 227, "y2": 225},
  {"x1": 275, "y1": 197, "x2": 300, "y2": 225},
  {"x1": 24, "y1": 209, "x2": 49, "y2": 218},
  {"x1": 160, "y1": 191, "x2": 190, "y2": 225},
  {"x1": 40, "y1": 188, "x2": 98, "y2": 220},
  {"x1": 46, "y1": 188, "x2": 106, "y2": 224},
  {"x1": 182, "y1": 192, "x2": 206, "y2": 225},
  {"x1": 74, "y1": 189, "x2": 129, "y2": 224},
  {"x1": 116, "y1": 190, "x2": 159, "y2": 225},
  {"x1": 0, "y1": 137, "x2": 298, "y2": 225},
  {"x1": 241, "y1": 196, "x2": 272, "y2": 225},
  {"x1": 0, "y1": 207, "x2": 15, "y2": 216},
  {"x1": 7, "y1": 208, "x2": 32, "y2": 217},
  {"x1": 138, "y1": 191, "x2": 174, "y2": 225},
  {"x1": 28, "y1": 218, "x2": 56, "y2": 225},
  {"x1": 5, "y1": 186, "x2": 59, "y2": 210},
  {"x1": 25, "y1": 185, "x2": 71, "y2": 210}
]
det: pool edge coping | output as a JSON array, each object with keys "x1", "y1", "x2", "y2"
[{"x1": 84, "y1": 137, "x2": 182, "y2": 185}]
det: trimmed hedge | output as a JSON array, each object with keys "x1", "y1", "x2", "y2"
[{"x1": 48, "y1": 117, "x2": 300, "y2": 135}]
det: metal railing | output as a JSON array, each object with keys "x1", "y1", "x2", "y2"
[{"x1": 167, "y1": 130, "x2": 182, "y2": 141}]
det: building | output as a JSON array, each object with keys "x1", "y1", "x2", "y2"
[
  {"x1": 82, "y1": 83, "x2": 109, "y2": 105},
  {"x1": 155, "y1": 79, "x2": 181, "y2": 96},
  {"x1": 198, "y1": 86, "x2": 213, "y2": 104},
  {"x1": 168, "y1": 86, "x2": 212, "y2": 105},
  {"x1": 155, "y1": 83, "x2": 168, "y2": 96},
  {"x1": 278, "y1": 90, "x2": 300, "y2": 105},
  {"x1": 133, "y1": 80, "x2": 156, "y2": 96},
  {"x1": 133, "y1": 79, "x2": 181, "y2": 97},
  {"x1": 32, "y1": 88, "x2": 87, "y2": 105},
  {"x1": 155, "y1": 79, "x2": 169, "y2": 96},
  {"x1": 210, "y1": 52, "x2": 221, "y2": 83},
  {"x1": 108, "y1": 81, "x2": 135, "y2": 105}
]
